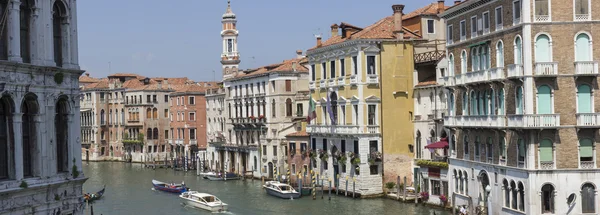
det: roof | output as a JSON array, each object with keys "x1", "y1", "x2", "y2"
[
  {"x1": 229, "y1": 57, "x2": 308, "y2": 80},
  {"x1": 286, "y1": 131, "x2": 309, "y2": 137},
  {"x1": 79, "y1": 74, "x2": 100, "y2": 83},
  {"x1": 415, "y1": 81, "x2": 437, "y2": 87},
  {"x1": 402, "y1": 2, "x2": 450, "y2": 20},
  {"x1": 107, "y1": 73, "x2": 145, "y2": 79},
  {"x1": 82, "y1": 78, "x2": 109, "y2": 90}
]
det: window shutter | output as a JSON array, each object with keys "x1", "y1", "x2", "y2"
[
  {"x1": 580, "y1": 139, "x2": 594, "y2": 157},
  {"x1": 539, "y1": 140, "x2": 553, "y2": 162}
]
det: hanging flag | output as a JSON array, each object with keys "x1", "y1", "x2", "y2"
[
  {"x1": 326, "y1": 91, "x2": 336, "y2": 125},
  {"x1": 307, "y1": 95, "x2": 317, "y2": 122}
]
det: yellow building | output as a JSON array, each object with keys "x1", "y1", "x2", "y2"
[{"x1": 306, "y1": 4, "x2": 419, "y2": 196}]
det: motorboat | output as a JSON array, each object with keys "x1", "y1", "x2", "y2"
[
  {"x1": 152, "y1": 179, "x2": 188, "y2": 194},
  {"x1": 263, "y1": 181, "x2": 301, "y2": 199},
  {"x1": 180, "y1": 191, "x2": 228, "y2": 212},
  {"x1": 199, "y1": 171, "x2": 217, "y2": 179},
  {"x1": 206, "y1": 172, "x2": 241, "y2": 181}
]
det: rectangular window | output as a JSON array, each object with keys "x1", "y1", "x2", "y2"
[
  {"x1": 147, "y1": 95, "x2": 151, "y2": 103},
  {"x1": 330, "y1": 60, "x2": 335, "y2": 78},
  {"x1": 291, "y1": 164, "x2": 296, "y2": 174},
  {"x1": 353, "y1": 104, "x2": 358, "y2": 125},
  {"x1": 164, "y1": 130, "x2": 169, "y2": 139},
  {"x1": 271, "y1": 81, "x2": 275, "y2": 92},
  {"x1": 285, "y1": 80, "x2": 291, "y2": 92},
  {"x1": 296, "y1": 103, "x2": 303, "y2": 116},
  {"x1": 354, "y1": 140, "x2": 359, "y2": 153},
  {"x1": 322, "y1": 63, "x2": 327, "y2": 79},
  {"x1": 340, "y1": 59, "x2": 345, "y2": 76},
  {"x1": 322, "y1": 139, "x2": 328, "y2": 151},
  {"x1": 340, "y1": 105, "x2": 346, "y2": 125},
  {"x1": 164, "y1": 109, "x2": 168, "y2": 118},
  {"x1": 470, "y1": 16, "x2": 477, "y2": 37},
  {"x1": 352, "y1": 56, "x2": 358, "y2": 75},
  {"x1": 513, "y1": 0, "x2": 521, "y2": 24},
  {"x1": 368, "y1": 105, "x2": 376, "y2": 125},
  {"x1": 189, "y1": 112, "x2": 196, "y2": 121},
  {"x1": 290, "y1": 142, "x2": 296, "y2": 154},
  {"x1": 369, "y1": 165, "x2": 378, "y2": 175},
  {"x1": 460, "y1": 20, "x2": 466, "y2": 40},
  {"x1": 189, "y1": 96, "x2": 195, "y2": 105},
  {"x1": 273, "y1": 146, "x2": 277, "y2": 156},
  {"x1": 427, "y1": 19, "x2": 435, "y2": 34},
  {"x1": 263, "y1": 145, "x2": 267, "y2": 156},
  {"x1": 153, "y1": 95, "x2": 157, "y2": 103},
  {"x1": 483, "y1": 12, "x2": 490, "y2": 33},
  {"x1": 164, "y1": 95, "x2": 169, "y2": 102},
  {"x1": 190, "y1": 129, "x2": 196, "y2": 140},
  {"x1": 367, "y1": 56, "x2": 376, "y2": 75},
  {"x1": 312, "y1": 138, "x2": 316, "y2": 150},
  {"x1": 534, "y1": 0, "x2": 549, "y2": 17},
  {"x1": 575, "y1": 0, "x2": 590, "y2": 20},
  {"x1": 432, "y1": 180, "x2": 441, "y2": 195},
  {"x1": 447, "y1": 25, "x2": 453, "y2": 43},
  {"x1": 301, "y1": 143, "x2": 307, "y2": 152},
  {"x1": 311, "y1": 65, "x2": 316, "y2": 81},
  {"x1": 495, "y1": 7, "x2": 503, "y2": 30},
  {"x1": 369, "y1": 140, "x2": 378, "y2": 152}
]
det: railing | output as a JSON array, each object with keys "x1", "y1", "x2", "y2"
[
  {"x1": 575, "y1": 14, "x2": 591, "y2": 21},
  {"x1": 307, "y1": 125, "x2": 380, "y2": 134},
  {"x1": 507, "y1": 64, "x2": 524, "y2": 78},
  {"x1": 328, "y1": 79, "x2": 336, "y2": 87},
  {"x1": 350, "y1": 75, "x2": 358, "y2": 85},
  {"x1": 518, "y1": 161, "x2": 525, "y2": 168},
  {"x1": 319, "y1": 80, "x2": 326, "y2": 89},
  {"x1": 489, "y1": 67, "x2": 505, "y2": 80},
  {"x1": 534, "y1": 15, "x2": 550, "y2": 22},
  {"x1": 309, "y1": 81, "x2": 316, "y2": 89},
  {"x1": 337, "y1": 77, "x2": 345, "y2": 86},
  {"x1": 366, "y1": 125, "x2": 379, "y2": 134},
  {"x1": 367, "y1": 75, "x2": 378, "y2": 84},
  {"x1": 507, "y1": 114, "x2": 560, "y2": 128},
  {"x1": 539, "y1": 161, "x2": 554, "y2": 170},
  {"x1": 580, "y1": 161, "x2": 595, "y2": 169},
  {"x1": 455, "y1": 74, "x2": 465, "y2": 85},
  {"x1": 534, "y1": 62, "x2": 558, "y2": 76},
  {"x1": 444, "y1": 115, "x2": 506, "y2": 128},
  {"x1": 463, "y1": 70, "x2": 489, "y2": 84},
  {"x1": 576, "y1": 113, "x2": 600, "y2": 127},
  {"x1": 440, "y1": 76, "x2": 455, "y2": 87},
  {"x1": 575, "y1": 61, "x2": 598, "y2": 75},
  {"x1": 499, "y1": 157, "x2": 506, "y2": 166}
]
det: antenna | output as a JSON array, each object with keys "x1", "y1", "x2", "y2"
[
  {"x1": 108, "y1": 62, "x2": 111, "y2": 73},
  {"x1": 212, "y1": 70, "x2": 215, "y2": 82}
]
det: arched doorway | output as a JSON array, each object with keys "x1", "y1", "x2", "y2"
[
  {"x1": 478, "y1": 171, "x2": 491, "y2": 207},
  {"x1": 268, "y1": 162, "x2": 274, "y2": 179}
]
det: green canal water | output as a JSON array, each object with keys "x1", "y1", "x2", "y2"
[{"x1": 82, "y1": 162, "x2": 449, "y2": 215}]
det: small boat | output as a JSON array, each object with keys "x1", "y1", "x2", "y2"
[
  {"x1": 199, "y1": 171, "x2": 217, "y2": 179},
  {"x1": 83, "y1": 185, "x2": 106, "y2": 202},
  {"x1": 206, "y1": 172, "x2": 241, "y2": 181},
  {"x1": 263, "y1": 181, "x2": 301, "y2": 199},
  {"x1": 152, "y1": 179, "x2": 188, "y2": 194},
  {"x1": 180, "y1": 191, "x2": 228, "y2": 212}
]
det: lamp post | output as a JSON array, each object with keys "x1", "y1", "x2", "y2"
[{"x1": 485, "y1": 185, "x2": 492, "y2": 215}]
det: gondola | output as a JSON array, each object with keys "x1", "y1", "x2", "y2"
[
  {"x1": 152, "y1": 179, "x2": 188, "y2": 194},
  {"x1": 83, "y1": 185, "x2": 106, "y2": 202}
]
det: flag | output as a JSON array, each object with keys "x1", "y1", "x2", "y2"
[
  {"x1": 307, "y1": 95, "x2": 317, "y2": 122},
  {"x1": 326, "y1": 92, "x2": 336, "y2": 125}
]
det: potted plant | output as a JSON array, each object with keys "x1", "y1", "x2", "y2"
[
  {"x1": 350, "y1": 153, "x2": 361, "y2": 166},
  {"x1": 318, "y1": 149, "x2": 329, "y2": 161},
  {"x1": 354, "y1": 166, "x2": 360, "y2": 175},
  {"x1": 368, "y1": 151, "x2": 382, "y2": 165},
  {"x1": 420, "y1": 191, "x2": 429, "y2": 202},
  {"x1": 338, "y1": 153, "x2": 347, "y2": 164},
  {"x1": 439, "y1": 194, "x2": 448, "y2": 206},
  {"x1": 385, "y1": 182, "x2": 396, "y2": 194}
]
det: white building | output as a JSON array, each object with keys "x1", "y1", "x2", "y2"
[{"x1": 0, "y1": 0, "x2": 86, "y2": 214}]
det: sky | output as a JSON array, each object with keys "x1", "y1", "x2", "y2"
[{"x1": 78, "y1": 0, "x2": 428, "y2": 81}]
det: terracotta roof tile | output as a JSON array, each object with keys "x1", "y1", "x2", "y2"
[
  {"x1": 83, "y1": 78, "x2": 110, "y2": 90},
  {"x1": 403, "y1": 3, "x2": 450, "y2": 20},
  {"x1": 230, "y1": 57, "x2": 308, "y2": 80},
  {"x1": 286, "y1": 131, "x2": 309, "y2": 137},
  {"x1": 415, "y1": 81, "x2": 437, "y2": 87},
  {"x1": 79, "y1": 75, "x2": 100, "y2": 83}
]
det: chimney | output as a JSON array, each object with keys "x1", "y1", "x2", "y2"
[
  {"x1": 392, "y1": 4, "x2": 405, "y2": 39},
  {"x1": 85, "y1": 73, "x2": 90, "y2": 77},
  {"x1": 454, "y1": 0, "x2": 461, "y2": 5},
  {"x1": 437, "y1": 0, "x2": 445, "y2": 13},
  {"x1": 316, "y1": 35, "x2": 322, "y2": 47},
  {"x1": 296, "y1": 50, "x2": 303, "y2": 59},
  {"x1": 330, "y1": 24, "x2": 339, "y2": 37}
]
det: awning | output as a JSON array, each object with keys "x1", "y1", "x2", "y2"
[
  {"x1": 425, "y1": 137, "x2": 449, "y2": 149},
  {"x1": 468, "y1": 40, "x2": 490, "y2": 48}
]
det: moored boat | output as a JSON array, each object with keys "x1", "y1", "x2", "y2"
[
  {"x1": 206, "y1": 172, "x2": 241, "y2": 181},
  {"x1": 83, "y1": 185, "x2": 106, "y2": 202},
  {"x1": 263, "y1": 181, "x2": 301, "y2": 199},
  {"x1": 180, "y1": 191, "x2": 228, "y2": 212},
  {"x1": 199, "y1": 171, "x2": 217, "y2": 179},
  {"x1": 152, "y1": 179, "x2": 188, "y2": 194}
]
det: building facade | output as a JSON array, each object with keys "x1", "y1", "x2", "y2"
[
  {"x1": 205, "y1": 85, "x2": 226, "y2": 171},
  {"x1": 441, "y1": 0, "x2": 600, "y2": 214},
  {"x1": 0, "y1": 0, "x2": 87, "y2": 214}
]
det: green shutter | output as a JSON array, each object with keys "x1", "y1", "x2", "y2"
[
  {"x1": 500, "y1": 138, "x2": 506, "y2": 157},
  {"x1": 540, "y1": 139, "x2": 553, "y2": 162},
  {"x1": 580, "y1": 139, "x2": 594, "y2": 158},
  {"x1": 518, "y1": 139, "x2": 525, "y2": 157}
]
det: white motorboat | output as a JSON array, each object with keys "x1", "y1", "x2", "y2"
[
  {"x1": 180, "y1": 191, "x2": 228, "y2": 212},
  {"x1": 199, "y1": 171, "x2": 217, "y2": 179},
  {"x1": 263, "y1": 181, "x2": 301, "y2": 199}
]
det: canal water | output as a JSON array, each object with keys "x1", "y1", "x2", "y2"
[{"x1": 82, "y1": 162, "x2": 449, "y2": 215}]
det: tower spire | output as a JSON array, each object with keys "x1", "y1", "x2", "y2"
[{"x1": 221, "y1": 0, "x2": 239, "y2": 80}]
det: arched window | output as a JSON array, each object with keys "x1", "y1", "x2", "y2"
[
  {"x1": 462, "y1": 91, "x2": 468, "y2": 115},
  {"x1": 541, "y1": 184, "x2": 555, "y2": 213},
  {"x1": 489, "y1": 89, "x2": 495, "y2": 115},
  {"x1": 454, "y1": 169, "x2": 459, "y2": 191},
  {"x1": 52, "y1": 1, "x2": 68, "y2": 67},
  {"x1": 121, "y1": 108, "x2": 125, "y2": 123},
  {"x1": 480, "y1": 91, "x2": 486, "y2": 115},
  {"x1": 449, "y1": 92, "x2": 455, "y2": 116},
  {"x1": 515, "y1": 36, "x2": 523, "y2": 65},
  {"x1": 0, "y1": 96, "x2": 14, "y2": 179},
  {"x1": 537, "y1": 85, "x2": 552, "y2": 114},
  {"x1": 448, "y1": 54, "x2": 455, "y2": 76},
  {"x1": 108, "y1": 110, "x2": 112, "y2": 125},
  {"x1": 498, "y1": 88, "x2": 505, "y2": 115},
  {"x1": 228, "y1": 103, "x2": 231, "y2": 118},
  {"x1": 0, "y1": 1, "x2": 8, "y2": 60},
  {"x1": 580, "y1": 138, "x2": 594, "y2": 166},
  {"x1": 470, "y1": 90, "x2": 477, "y2": 115},
  {"x1": 576, "y1": 33, "x2": 592, "y2": 61},
  {"x1": 147, "y1": 128, "x2": 152, "y2": 140},
  {"x1": 254, "y1": 156, "x2": 257, "y2": 171},
  {"x1": 486, "y1": 137, "x2": 493, "y2": 162},
  {"x1": 516, "y1": 87, "x2": 523, "y2": 114},
  {"x1": 464, "y1": 171, "x2": 469, "y2": 193},
  {"x1": 271, "y1": 99, "x2": 276, "y2": 118},
  {"x1": 330, "y1": 92, "x2": 337, "y2": 122},
  {"x1": 153, "y1": 128, "x2": 159, "y2": 140},
  {"x1": 577, "y1": 84, "x2": 592, "y2": 113},
  {"x1": 461, "y1": 50, "x2": 467, "y2": 74},
  {"x1": 20, "y1": 0, "x2": 33, "y2": 63},
  {"x1": 475, "y1": 136, "x2": 480, "y2": 159},
  {"x1": 463, "y1": 135, "x2": 469, "y2": 157},
  {"x1": 539, "y1": 139, "x2": 553, "y2": 168},
  {"x1": 511, "y1": 180, "x2": 518, "y2": 209},
  {"x1": 518, "y1": 182, "x2": 525, "y2": 211},
  {"x1": 499, "y1": 137, "x2": 506, "y2": 163},
  {"x1": 146, "y1": 108, "x2": 152, "y2": 119},
  {"x1": 56, "y1": 97, "x2": 69, "y2": 173},
  {"x1": 496, "y1": 40, "x2": 504, "y2": 67},
  {"x1": 100, "y1": 109, "x2": 105, "y2": 124},
  {"x1": 286, "y1": 98, "x2": 293, "y2": 117},
  {"x1": 480, "y1": 45, "x2": 489, "y2": 70},
  {"x1": 153, "y1": 108, "x2": 158, "y2": 119},
  {"x1": 22, "y1": 94, "x2": 38, "y2": 177},
  {"x1": 518, "y1": 138, "x2": 526, "y2": 166},
  {"x1": 503, "y1": 179, "x2": 510, "y2": 207},
  {"x1": 535, "y1": 34, "x2": 552, "y2": 62},
  {"x1": 582, "y1": 183, "x2": 596, "y2": 213},
  {"x1": 459, "y1": 171, "x2": 464, "y2": 193},
  {"x1": 471, "y1": 47, "x2": 479, "y2": 71},
  {"x1": 451, "y1": 135, "x2": 456, "y2": 155}
]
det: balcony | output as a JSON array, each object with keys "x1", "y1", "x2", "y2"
[
  {"x1": 507, "y1": 64, "x2": 524, "y2": 78},
  {"x1": 444, "y1": 115, "x2": 506, "y2": 128},
  {"x1": 575, "y1": 61, "x2": 598, "y2": 76},
  {"x1": 576, "y1": 113, "x2": 600, "y2": 127},
  {"x1": 366, "y1": 125, "x2": 379, "y2": 134},
  {"x1": 581, "y1": 160, "x2": 595, "y2": 169},
  {"x1": 506, "y1": 114, "x2": 560, "y2": 128},
  {"x1": 319, "y1": 80, "x2": 326, "y2": 89},
  {"x1": 534, "y1": 62, "x2": 558, "y2": 76},
  {"x1": 534, "y1": 15, "x2": 550, "y2": 22},
  {"x1": 337, "y1": 77, "x2": 345, "y2": 86},
  {"x1": 350, "y1": 75, "x2": 358, "y2": 85},
  {"x1": 366, "y1": 75, "x2": 379, "y2": 84},
  {"x1": 454, "y1": 74, "x2": 465, "y2": 85},
  {"x1": 440, "y1": 76, "x2": 455, "y2": 87},
  {"x1": 575, "y1": 14, "x2": 591, "y2": 21},
  {"x1": 489, "y1": 67, "x2": 505, "y2": 80},
  {"x1": 307, "y1": 125, "x2": 379, "y2": 135},
  {"x1": 309, "y1": 81, "x2": 316, "y2": 89},
  {"x1": 463, "y1": 70, "x2": 489, "y2": 85},
  {"x1": 539, "y1": 161, "x2": 554, "y2": 170},
  {"x1": 328, "y1": 79, "x2": 336, "y2": 87}
]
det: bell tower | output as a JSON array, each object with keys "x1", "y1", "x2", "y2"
[{"x1": 221, "y1": 0, "x2": 240, "y2": 80}]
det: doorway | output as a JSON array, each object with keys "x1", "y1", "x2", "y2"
[{"x1": 268, "y1": 162, "x2": 274, "y2": 179}]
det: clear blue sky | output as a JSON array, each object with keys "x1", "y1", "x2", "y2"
[{"x1": 78, "y1": 0, "x2": 428, "y2": 81}]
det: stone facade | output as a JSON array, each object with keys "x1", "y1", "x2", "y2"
[{"x1": 169, "y1": 83, "x2": 212, "y2": 160}]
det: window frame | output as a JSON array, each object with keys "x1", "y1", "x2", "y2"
[
  {"x1": 495, "y1": 6, "x2": 503, "y2": 30},
  {"x1": 460, "y1": 20, "x2": 467, "y2": 41},
  {"x1": 427, "y1": 19, "x2": 435, "y2": 34},
  {"x1": 470, "y1": 15, "x2": 478, "y2": 38},
  {"x1": 573, "y1": 0, "x2": 592, "y2": 21},
  {"x1": 188, "y1": 96, "x2": 195, "y2": 105},
  {"x1": 447, "y1": 24, "x2": 454, "y2": 44},
  {"x1": 533, "y1": 0, "x2": 551, "y2": 22},
  {"x1": 513, "y1": 0, "x2": 522, "y2": 25},
  {"x1": 482, "y1": 11, "x2": 490, "y2": 34}
]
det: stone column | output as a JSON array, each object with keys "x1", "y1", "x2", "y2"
[
  {"x1": 69, "y1": 0, "x2": 78, "y2": 68},
  {"x1": 7, "y1": 0, "x2": 21, "y2": 62},
  {"x1": 60, "y1": 17, "x2": 71, "y2": 68},
  {"x1": 72, "y1": 99, "x2": 83, "y2": 174},
  {"x1": 29, "y1": 6, "x2": 41, "y2": 65},
  {"x1": 13, "y1": 113, "x2": 23, "y2": 180},
  {"x1": 33, "y1": 114, "x2": 44, "y2": 177}
]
